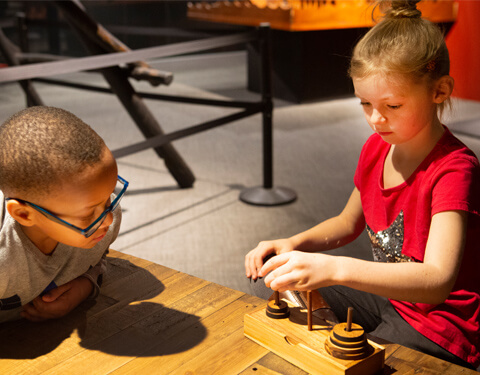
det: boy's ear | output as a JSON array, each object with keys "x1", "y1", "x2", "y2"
[
  {"x1": 6, "y1": 200, "x2": 36, "y2": 227},
  {"x1": 433, "y1": 75, "x2": 454, "y2": 104}
]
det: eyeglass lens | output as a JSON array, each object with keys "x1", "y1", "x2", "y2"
[{"x1": 85, "y1": 186, "x2": 125, "y2": 237}]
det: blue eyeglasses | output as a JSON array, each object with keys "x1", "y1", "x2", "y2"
[{"x1": 6, "y1": 175, "x2": 128, "y2": 238}]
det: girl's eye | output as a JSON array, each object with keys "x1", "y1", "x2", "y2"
[
  {"x1": 388, "y1": 105, "x2": 401, "y2": 109},
  {"x1": 360, "y1": 102, "x2": 370, "y2": 106}
]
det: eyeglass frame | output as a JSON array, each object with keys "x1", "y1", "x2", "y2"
[{"x1": 6, "y1": 175, "x2": 129, "y2": 238}]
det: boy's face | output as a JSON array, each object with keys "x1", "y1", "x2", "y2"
[{"x1": 21, "y1": 148, "x2": 119, "y2": 253}]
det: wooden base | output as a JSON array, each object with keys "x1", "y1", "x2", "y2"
[{"x1": 244, "y1": 303, "x2": 385, "y2": 375}]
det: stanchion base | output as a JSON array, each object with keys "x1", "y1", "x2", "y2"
[{"x1": 239, "y1": 186, "x2": 297, "y2": 206}]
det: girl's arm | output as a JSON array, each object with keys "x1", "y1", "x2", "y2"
[
  {"x1": 289, "y1": 187, "x2": 365, "y2": 252},
  {"x1": 245, "y1": 188, "x2": 365, "y2": 280},
  {"x1": 261, "y1": 210, "x2": 467, "y2": 304}
]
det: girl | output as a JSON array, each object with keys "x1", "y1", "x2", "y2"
[{"x1": 245, "y1": 0, "x2": 480, "y2": 370}]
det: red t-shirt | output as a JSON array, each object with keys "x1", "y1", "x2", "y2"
[{"x1": 354, "y1": 128, "x2": 480, "y2": 366}]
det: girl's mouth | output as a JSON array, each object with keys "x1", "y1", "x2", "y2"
[{"x1": 377, "y1": 131, "x2": 393, "y2": 136}]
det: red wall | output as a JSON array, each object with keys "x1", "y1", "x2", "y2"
[{"x1": 445, "y1": 1, "x2": 480, "y2": 101}]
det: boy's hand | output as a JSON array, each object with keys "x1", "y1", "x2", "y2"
[
  {"x1": 245, "y1": 238, "x2": 295, "y2": 281},
  {"x1": 21, "y1": 277, "x2": 93, "y2": 322}
]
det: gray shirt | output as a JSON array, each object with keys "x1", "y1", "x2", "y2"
[{"x1": 0, "y1": 191, "x2": 121, "y2": 322}]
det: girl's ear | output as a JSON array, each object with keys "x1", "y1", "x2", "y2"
[
  {"x1": 6, "y1": 200, "x2": 36, "y2": 227},
  {"x1": 433, "y1": 75, "x2": 454, "y2": 104}
]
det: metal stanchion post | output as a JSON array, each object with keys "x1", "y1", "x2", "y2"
[{"x1": 240, "y1": 23, "x2": 297, "y2": 206}]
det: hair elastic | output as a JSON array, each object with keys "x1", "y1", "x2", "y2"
[{"x1": 426, "y1": 60, "x2": 436, "y2": 72}]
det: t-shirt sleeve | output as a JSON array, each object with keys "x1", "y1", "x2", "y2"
[
  {"x1": 354, "y1": 137, "x2": 371, "y2": 191},
  {"x1": 354, "y1": 134, "x2": 381, "y2": 192},
  {"x1": 431, "y1": 156, "x2": 480, "y2": 216},
  {"x1": 354, "y1": 152, "x2": 363, "y2": 190}
]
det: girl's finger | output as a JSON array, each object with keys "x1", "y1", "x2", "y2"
[
  {"x1": 260, "y1": 252, "x2": 290, "y2": 277},
  {"x1": 268, "y1": 268, "x2": 298, "y2": 291},
  {"x1": 249, "y1": 250, "x2": 262, "y2": 280},
  {"x1": 245, "y1": 252, "x2": 253, "y2": 278}
]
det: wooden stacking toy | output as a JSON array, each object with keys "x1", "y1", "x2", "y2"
[
  {"x1": 245, "y1": 292, "x2": 385, "y2": 375},
  {"x1": 325, "y1": 307, "x2": 373, "y2": 360}
]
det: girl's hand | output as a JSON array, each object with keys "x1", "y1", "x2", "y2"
[
  {"x1": 261, "y1": 251, "x2": 336, "y2": 292},
  {"x1": 245, "y1": 238, "x2": 295, "y2": 280}
]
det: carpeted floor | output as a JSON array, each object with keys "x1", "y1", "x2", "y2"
[{"x1": 1, "y1": 51, "x2": 480, "y2": 296}]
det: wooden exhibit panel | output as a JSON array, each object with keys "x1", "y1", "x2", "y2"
[
  {"x1": 188, "y1": 0, "x2": 456, "y2": 31},
  {"x1": 244, "y1": 303, "x2": 385, "y2": 375},
  {"x1": 188, "y1": 0, "x2": 457, "y2": 103}
]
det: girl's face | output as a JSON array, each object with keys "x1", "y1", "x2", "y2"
[{"x1": 352, "y1": 73, "x2": 440, "y2": 145}]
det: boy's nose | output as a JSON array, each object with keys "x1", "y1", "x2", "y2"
[{"x1": 100, "y1": 211, "x2": 114, "y2": 229}]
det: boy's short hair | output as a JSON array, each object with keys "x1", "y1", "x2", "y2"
[{"x1": 0, "y1": 106, "x2": 106, "y2": 200}]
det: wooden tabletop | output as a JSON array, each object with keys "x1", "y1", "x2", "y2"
[{"x1": 0, "y1": 250, "x2": 476, "y2": 375}]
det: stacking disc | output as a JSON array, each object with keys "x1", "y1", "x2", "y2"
[
  {"x1": 266, "y1": 300, "x2": 290, "y2": 319},
  {"x1": 325, "y1": 322, "x2": 372, "y2": 360}
]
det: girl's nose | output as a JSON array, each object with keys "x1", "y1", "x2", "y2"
[{"x1": 371, "y1": 109, "x2": 386, "y2": 124}]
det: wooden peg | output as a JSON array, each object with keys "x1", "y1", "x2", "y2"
[
  {"x1": 346, "y1": 306, "x2": 353, "y2": 332},
  {"x1": 307, "y1": 290, "x2": 313, "y2": 331}
]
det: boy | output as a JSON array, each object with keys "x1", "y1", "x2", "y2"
[{"x1": 0, "y1": 106, "x2": 126, "y2": 322}]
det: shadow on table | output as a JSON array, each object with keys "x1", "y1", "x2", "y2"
[{"x1": 0, "y1": 257, "x2": 207, "y2": 359}]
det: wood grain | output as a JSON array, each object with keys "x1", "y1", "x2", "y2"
[{"x1": 0, "y1": 250, "x2": 477, "y2": 375}]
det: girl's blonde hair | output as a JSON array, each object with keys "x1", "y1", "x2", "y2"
[{"x1": 349, "y1": 0, "x2": 451, "y2": 113}]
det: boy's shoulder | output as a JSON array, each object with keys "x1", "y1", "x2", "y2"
[
  {"x1": 0, "y1": 194, "x2": 28, "y2": 319},
  {"x1": 0, "y1": 190, "x2": 33, "y2": 255},
  {"x1": 0, "y1": 190, "x2": 23, "y2": 262}
]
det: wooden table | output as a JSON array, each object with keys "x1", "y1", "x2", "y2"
[{"x1": 0, "y1": 250, "x2": 476, "y2": 374}]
